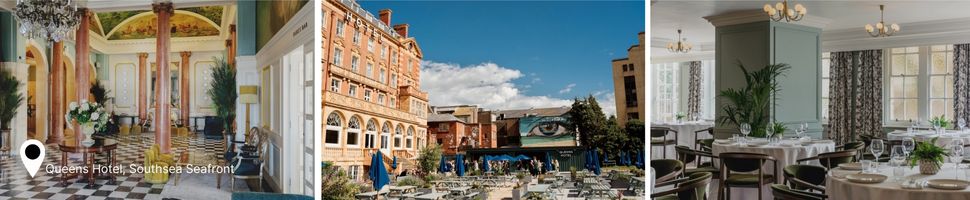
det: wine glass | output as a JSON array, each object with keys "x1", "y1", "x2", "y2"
[
  {"x1": 908, "y1": 121, "x2": 917, "y2": 134},
  {"x1": 960, "y1": 118, "x2": 967, "y2": 132},
  {"x1": 871, "y1": 139, "x2": 885, "y2": 167},
  {"x1": 950, "y1": 142, "x2": 965, "y2": 175},
  {"x1": 902, "y1": 138, "x2": 915, "y2": 156},
  {"x1": 890, "y1": 145, "x2": 907, "y2": 181},
  {"x1": 740, "y1": 123, "x2": 751, "y2": 145},
  {"x1": 767, "y1": 125, "x2": 776, "y2": 139}
]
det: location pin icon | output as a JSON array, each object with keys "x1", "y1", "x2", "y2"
[{"x1": 20, "y1": 139, "x2": 45, "y2": 178}]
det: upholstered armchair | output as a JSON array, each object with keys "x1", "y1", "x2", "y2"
[
  {"x1": 230, "y1": 127, "x2": 268, "y2": 192},
  {"x1": 144, "y1": 144, "x2": 175, "y2": 184}
]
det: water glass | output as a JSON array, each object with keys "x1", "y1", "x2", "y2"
[
  {"x1": 871, "y1": 139, "x2": 885, "y2": 165},
  {"x1": 902, "y1": 138, "x2": 915, "y2": 155},
  {"x1": 740, "y1": 123, "x2": 751, "y2": 141},
  {"x1": 861, "y1": 160, "x2": 874, "y2": 173}
]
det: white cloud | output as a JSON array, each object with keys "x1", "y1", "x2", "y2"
[
  {"x1": 558, "y1": 83, "x2": 576, "y2": 94},
  {"x1": 420, "y1": 61, "x2": 572, "y2": 110},
  {"x1": 593, "y1": 90, "x2": 617, "y2": 117}
]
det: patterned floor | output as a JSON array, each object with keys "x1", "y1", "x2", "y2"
[{"x1": 0, "y1": 133, "x2": 225, "y2": 200}]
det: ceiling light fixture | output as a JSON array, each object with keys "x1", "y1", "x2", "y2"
[
  {"x1": 865, "y1": 5, "x2": 900, "y2": 37},
  {"x1": 666, "y1": 29, "x2": 692, "y2": 53},
  {"x1": 14, "y1": 0, "x2": 81, "y2": 42},
  {"x1": 763, "y1": 0, "x2": 806, "y2": 22}
]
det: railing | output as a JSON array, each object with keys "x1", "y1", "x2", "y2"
[
  {"x1": 325, "y1": 92, "x2": 426, "y2": 125},
  {"x1": 330, "y1": 64, "x2": 395, "y2": 93}
]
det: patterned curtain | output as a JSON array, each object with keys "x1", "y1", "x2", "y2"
[
  {"x1": 954, "y1": 44, "x2": 970, "y2": 124},
  {"x1": 828, "y1": 52, "x2": 854, "y2": 145},
  {"x1": 855, "y1": 50, "x2": 883, "y2": 141},
  {"x1": 687, "y1": 61, "x2": 701, "y2": 119}
]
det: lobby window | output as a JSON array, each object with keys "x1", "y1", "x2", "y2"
[
  {"x1": 379, "y1": 68, "x2": 386, "y2": 83},
  {"x1": 353, "y1": 30, "x2": 360, "y2": 45},
  {"x1": 889, "y1": 47, "x2": 920, "y2": 122},
  {"x1": 347, "y1": 117, "x2": 361, "y2": 147},
  {"x1": 351, "y1": 55, "x2": 359, "y2": 72},
  {"x1": 930, "y1": 45, "x2": 955, "y2": 120},
  {"x1": 336, "y1": 20, "x2": 345, "y2": 37},
  {"x1": 330, "y1": 79, "x2": 341, "y2": 93},
  {"x1": 406, "y1": 127, "x2": 414, "y2": 149},
  {"x1": 821, "y1": 52, "x2": 831, "y2": 120},
  {"x1": 348, "y1": 85, "x2": 357, "y2": 97},
  {"x1": 367, "y1": 37, "x2": 375, "y2": 52},
  {"x1": 326, "y1": 112, "x2": 342, "y2": 145},
  {"x1": 377, "y1": 93, "x2": 385, "y2": 105},
  {"x1": 333, "y1": 48, "x2": 343, "y2": 66},
  {"x1": 364, "y1": 90, "x2": 372, "y2": 101},
  {"x1": 366, "y1": 63, "x2": 374, "y2": 78}
]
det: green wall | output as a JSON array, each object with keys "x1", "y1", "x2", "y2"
[
  {"x1": 236, "y1": 0, "x2": 256, "y2": 56},
  {"x1": 1, "y1": 11, "x2": 17, "y2": 62},
  {"x1": 714, "y1": 21, "x2": 822, "y2": 139}
]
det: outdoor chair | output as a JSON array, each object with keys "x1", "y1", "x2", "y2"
[
  {"x1": 650, "y1": 172, "x2": 713, "y2": 200},
  {"x1": 651, "y1": 127, "x2": 679, "y2": 159},
  {"x1": 770, "y1": 184, "x2": 827, "y2": 200},
  {"x1": 782, "y1": 164, "x2": 827, "y2": 192},
  {"x1": 718, "y1": 152, "x2": 777, "y2": 200}
]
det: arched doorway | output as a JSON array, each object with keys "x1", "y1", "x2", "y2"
[{"x1": 24, "y1": 44, "x2": 48, "y2": 141}]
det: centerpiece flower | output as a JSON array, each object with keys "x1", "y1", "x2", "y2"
[
  {"x1": 65, "y1": 100, "x2": 108, "y2": 147},
  {"x1": 908, "y1": 138, "x2": 946, "y2": 175}
]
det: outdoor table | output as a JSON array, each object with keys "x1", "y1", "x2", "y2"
[
  {"x1": 58, "y1": 138, "x2": 118, "y2": 189},
  {"x1": 448, "y1": 186, "x2": 472, "y2": 197},
  {"x1": 414, "y1": 192, "x2": 448, "y2": 200},
  {"x1": 388, "y1": 185, "x2": 416, "y2": 196},
  {"x1": 652, "y1": 120, "x2": 714, "y2": 158},
  {"x1": 887, "y1": 130, "x2": 970, "y2": 146},
  {"x1": 588, "y1": 184, "x2": 612, "y2": 198},
  {"x1": 828, "y1": 163, "x2": 970, "y2": 200},
  {"x1": 354, "y1": 190, "x2": 388, "y2": 200}
]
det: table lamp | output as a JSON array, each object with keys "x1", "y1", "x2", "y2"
[{"x1": 238, "y1": 85, "x2": 259, "y2": 139}]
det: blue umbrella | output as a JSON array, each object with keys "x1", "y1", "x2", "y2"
[
  {"x1": 369, "y1": 151, "x2": 390, "y2": 191},
  {"x1": 439, "y1": 156, "x2": 448, "y2": 173},
  {"x1": 515, "y1": 155, "x2": 530, "y2": 161},
  {"x1": 592, "y1": 149, "x2": 602, "y2": 175},
  {"x1": 544, "y1": 152, "x2": 553, "y2": 171},
  {"x1": 392, "y1": 156, "x2": 398, "y2": 169},
  {"x1": 456, "y1": 154, "x2": 466, "y2": 176},
  {"x1": 483, "y1": 157, "x2": 491, "y2": 172},
  {"x1": 584, "y1": 150, "x2": 593, "y2": 171},
  {"x1": 619, "y1": 151, "x2": 628, "y2": 166},
  {"x1": 601, "y1": 151, "x2": 610, "y2": 165},
  {"x1": 637, "y1": 150, "x2": 645, "y2": 169},
  {"x1": 500, "y1": 155, "x2": 515, "y2": 161}
]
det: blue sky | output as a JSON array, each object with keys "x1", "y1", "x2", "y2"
[{"x1": 359, "y1": 1, "x2": 645, "y2": 115}]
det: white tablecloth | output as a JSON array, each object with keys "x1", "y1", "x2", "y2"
[
  {"x1": 827, "y1": 163, "x2": 970, "y2": 200},
  {"x1": 652, "y1": 121, "x2": 714, "y2": 159},
  {"x1": 887, "y1": 130, "x2": 970, "y2": 147},
  {"x1": 712, "y1": 140, "x2": 836, "y2": 183}
]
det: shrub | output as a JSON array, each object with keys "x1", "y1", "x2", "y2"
[{"x1": 396, "y1": 176, "x2": 425, "y2": 187}]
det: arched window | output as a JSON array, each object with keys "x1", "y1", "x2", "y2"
[
  {"x1": 365, "y1": 119, "x2": 377, "y2": 148},
  {"x1": 381, "y1": 122, "x2": 391, "y2": 150},
  {"x1": 346, "y1": 116, "x2": 361, "y2": 147},
  {"x1": 325, "y1": 112, "x2": 342, "y2": 145},
  {"x1": 394, "y1": 125, "x2": 403, "y2": 148},
  {"x1": 406, "y1": 126, "x2": 415, "y2": 149}
]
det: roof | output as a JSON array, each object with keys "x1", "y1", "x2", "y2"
[
  {"x1": 454, "y1": 107, "x2": 477, "y2": 116},
  {"x1": 427, "y1": 113, "x2": 465, "y2": 123},
  {"x1": 494, "y1": 107, "x2": 571, "y2": 119}
]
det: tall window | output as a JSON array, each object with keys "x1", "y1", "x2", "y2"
[
  {"x1": 348, "y1": 85, "x2": 357, "y2": 97},
  {"x1": 333, "y1": 48, "x2": 343, "y2": 66},
  {"x1": 353, "y1": 30, "x2": 360, "y2": 44},
  {"x1": 335, "y1": 20, "x2": 345, "y2": 37},
  {"x1": 347, "y1": 117, "x2": 361, "y2": 147},
  {"x1": 390, "y1": 97, "x2": 396, "y2": 108},
  {"x1": 325, "y1": 112, "x2": 342, "y2": 145},
  {"x1": 364, "y1": 90, "x2": 372, "y2": 101},
  {"x1": 347, "y1": 165, "x2": 359, "y2": 181},
  {"x1": 930, "y1": 45, "x2": 954, "y2": 119},
  {"x1": 367, "y1": 37, "x2": 375, "y2": 52},
  {"x1": 652, "y1": 62, "x2": 680, "y2": 122},
  {"x1": 821, "y1": 52, "x2": 831, "y2": 119},
  {"x1": 377, "y1": 93, "x2": 385, "y2": 105},
  {"x1": 391, "y1": 51, "x2": 398, "y2": 65},
  {"x1": 379, "y1": 68, "x2": 386, "y2": 83},
  {"x1": 390, "y1": 74, "x2": 398, "y2": 87},
  {"x1": 889, "y1": 47, "x2": 920, "y2": 122},
  {"x1": 351, "y1": 56, "x2": 359, "y2": 72},
  {"x1": 330, "y1": 79, "x2": 341, "y2": 93},
  {"x1": 381, "y1": 122, "x2": 390, "y2": 150},
  {"x1": 366, "y1": 63, "x2": 374, "y2": 78},
  {"x1": 406, "y1": 127, "x2": 414, "y2": 149},
  {"x1": 365, "y1": 120, "x2": 376, "y2": 149}
]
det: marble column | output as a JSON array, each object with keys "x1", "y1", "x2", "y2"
[
  {"x1": 227, "y1": 24, "x2": 236, "y2": 66},
  {"x1": 179, "y1": 51, "x2": 191, "y2": 126},
  {"x1": 137, "y1": 52, "x2": 148, "y2": 123},
  {"x1": 74, "y1": 8, "x2": 92, "y2": 145},
  {"x1": 153, "y1": 2, "x2": 174, "y2": 153},
  {"x1": 47, "y1": 42, "x2": 64, "y2": 144}
]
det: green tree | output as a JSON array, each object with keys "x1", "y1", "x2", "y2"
[
  {"x1": 418, "y1": 143, "x2": 443, "y2": 174},
  {"x1": 207, "y1": 57, "x2": 236, "y2": 132},
  {"x1": 0, "y1": 68, "x2": 24, "y2": 130},
  {"x1": 625, "y1": 119, "x2": 646, "y2": 150},
  {"x1": 321, "y1": 161, "x2": 360, "y2": 200},
  {"x1": 598, "y1": 116, "x2": 629, "y2": 160},
  {"x1": 566, "y1": 95, "x2": 608, "y2": 147}
]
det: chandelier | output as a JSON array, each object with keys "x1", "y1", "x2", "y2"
[
  {"x1": 14, "y1": 0, "x2": 81, "y2": 42},
  {"x1": 763, "y1": 0, "x2": 806, "y2": 22},
  {"x1": 865, "y1": 5, "x2": 899, "y2": 37},
  {"x1": 666, "y1": 29, "x2": 692, "y2": 53}
]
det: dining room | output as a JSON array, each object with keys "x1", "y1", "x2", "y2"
[{"x1": 649, "y1": 1, "x2": 970, "y2": 200}]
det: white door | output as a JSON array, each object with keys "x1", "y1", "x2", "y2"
[
  {"x1": 283, "y1": 46, "x2": 305, "y2": 194},
  {"x1": 302, "y1": 50, "x2": 315, "y2": 196}
]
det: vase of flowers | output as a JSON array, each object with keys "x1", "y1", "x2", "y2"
[
  {"x1": 909, "y1": 138, "x2": 945, "y2": 175},
  {"x1": 929, "y1": 115, "x2": 950, "y2": 135},
  {"x1": 65, "y1": 100, "x2": 108, "y2": 147}
]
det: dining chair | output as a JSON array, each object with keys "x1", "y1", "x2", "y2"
[
  {"x1": 796, "y1": 150, "x2": 857, "y2": 169},
  {"x1": 674, "y1": 145, "x2": 719, "y2": 179},
  {"x1": 782, "y1": 164, "x2": 827, "y2": 192},
  {"x1": 230, "y1": 127, "x2": 269, "y2": 192},
  {"x1": 694, "y1": 127, "x2": 714, "y2": 149},
  {"x1": 651, "y1": 172, "x2": 713, "y2": 200},
  {"x1": 696, "y1": 138, "x2": 715, "y2": 152},
  {"x1": 770, "y1": 184, "x2": 827, "y2": 200},
  {"x1": 718, "y1": 152, "x2": 778, "y2": 200},
  {"x1": 651, "y1": 159, "x2": 684, "y2": 184},
  {"x1": 836, "y1": 141, "x2": 865, "y2": 161},
  {"x1": 652, "y1": 127, "x2": 679, "y2": 159}
]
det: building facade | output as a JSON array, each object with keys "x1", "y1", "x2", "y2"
[
  {"x1": 612, "y1": 32, "x2": 646, "y2": 125},
  {"x1": 322, "y1": 0, "x2": 429, "y2": 181},
  {"x1": 428, "y1": 105, "x2": 497, "y2": 155}
]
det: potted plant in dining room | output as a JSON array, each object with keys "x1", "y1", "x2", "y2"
[
  {"x1": 65, "y1": 100, "x2": 108, "y2": 147},
  {"x1": 929, "y1": 115, "x2": 950, "y2": 135},
  {"x1": 0, "y1": 68, "x2": 25, "y2": 153},
  {"x1": 908, "y1": 138, "x2": 946, "y2": 175},
  {"x1": 716, "y1": 61, "x2": 790, "y2": 138},
  {"x1": 207, "y1": 57, "x2": 236, "y2": 140}
]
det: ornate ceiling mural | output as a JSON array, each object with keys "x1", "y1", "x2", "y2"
[{"x1": 92, "y1": 6, "x2": 224, "y2": 40}]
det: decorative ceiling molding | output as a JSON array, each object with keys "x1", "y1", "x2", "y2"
[
  {"x1": 651, "y1": 50, "x2": 715, "y2": 64},
  {"x1": 703, "y1": 9, "x2": 830, "y2": 29},
  {"x1": 650, "y1": 38, "x2": 714, "y2": 52},
  {"x1": 822, "y1": 17, "x2": 970, "y2": 52}
]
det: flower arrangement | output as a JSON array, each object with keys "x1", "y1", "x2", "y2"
[
  {"x1": 675, "y1": 112, "x2": 686, "y2": 121},
  {"x1": 929, "y1": 115, "x2": 950, "y2": 129},
  {"x1": 908, "y1": 138, "x2": 946, "y2": 174},
  {"x1": 65, "y1": 100, "x2": 109, "y2": 133},
  {"x1": 771, "y1": 122, "x2": 787, "y2": 138}
]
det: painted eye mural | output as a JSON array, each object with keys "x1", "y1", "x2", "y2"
[
  {"x1": 518, "y1": 116, "x2": 577, "y2": 147},
  {"x1": 529, "y1": 120, "x2": 568, "y2": 137}
]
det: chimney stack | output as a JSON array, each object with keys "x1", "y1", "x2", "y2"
[
  {"x1": 379, "y1": 9, "x2": 392, "y2": 26},
  {"x1": 394, "y1": 24, "x2": 409, "y2": 38}
]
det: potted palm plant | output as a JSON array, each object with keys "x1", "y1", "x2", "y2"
[
  {"x1": 207, "y1": 57, "x2": 236, "y2": 139},
  {"x1": 716, "y1": 61, "x2": 790, "y2": 138},
  {"x1": 909, "y1": 138, "x2": 946, "y2": 175},
  {"x1": 0, "y1": 68, "x2": 25, "y2": 152}
]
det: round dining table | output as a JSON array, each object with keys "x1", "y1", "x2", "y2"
[
  {"x1": 710, "y1": 139, "x2": 835, "y2": 200},
  {"x1": 887, "y1": 130, "x2": 970, "y2": 146},
  {"x1": 827, "y1": 163, "x2": 970, "y2": 200},
  {"x1": 651, "y1": 121, "x2": 714, "y2": 158}
]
